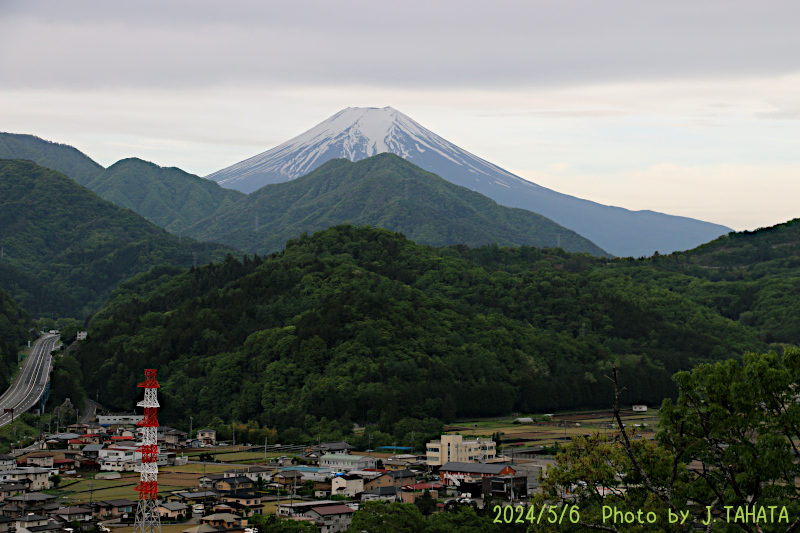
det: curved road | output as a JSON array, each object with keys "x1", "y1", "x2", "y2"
[{"x1": 0, "y1": 333, "x2": 58, "y2": 428}]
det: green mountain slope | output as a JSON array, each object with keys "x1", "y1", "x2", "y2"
[
  {"x1": 588, "y1": 218, "x2": 800, "y2": 345},
  {"x1": 75, "y1": 225, "x2": 764, "y2": 439},
  {"x1": 183, "y1": 154, "x2": 611, "y2": 257},
  {"x1": 0, "y1": 160, "x2": 236, "y2": 318},
  {"x1": 0, "y1": 288, "x2": 32, "y2": 387},
  {"x1": 681, "y1": 217, "x2": 800, "y2": 271},
  {"x1": 0, "y1": 132, "x2": 103, "y2": 185},
  {"x1": 85, "y1": 158, "x2": 246, "y2": 233}
]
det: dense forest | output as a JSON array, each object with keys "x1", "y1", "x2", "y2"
[
  {"x1": 0, "y1": 134, "x2": 609, "y2": 257},
  {"x1": 0, "y1": 160, "x2": 235, "y2": 318},
  {"x1": 0, "y1": 287, "x2": 32, "y2": 388},
  {"x1": 84, "y1": 158, "x2": 246, "y2": 234},
  {"x1": 71, "y1": 224, "x2": 791, "y2": 446},
  {"x1": 0, "y1": 132, "x2": 103, "y2": 185},
  {"x1": 181, "y1": 154, "x2": 610, "y2": 257}
]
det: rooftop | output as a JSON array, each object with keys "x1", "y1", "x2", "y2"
[{"x1": 311, "y1": 504, "x2": 355, "y2": 516}]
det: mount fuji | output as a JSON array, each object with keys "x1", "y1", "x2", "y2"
[{"x1": 205, "y1": 107, "x2": 731, "y2": 257}]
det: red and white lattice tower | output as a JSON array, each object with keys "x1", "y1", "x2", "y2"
[{"x1": 133, "y1": 369, "x2": 161, "y2": 533}]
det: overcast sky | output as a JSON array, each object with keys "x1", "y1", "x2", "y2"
[{"x1": 2, "y1": 0, "x2": 799, "y2": 230}]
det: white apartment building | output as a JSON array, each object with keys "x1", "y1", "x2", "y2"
[
  {"x1": 96, "y1": 414, "x2": 144, "y2": 425},
  {"x1": 426, "y1": 435, "x2": 497, "y2": 466},
  {"x1": 98, "y1": 446, "x2": 141, "y2": 472}
]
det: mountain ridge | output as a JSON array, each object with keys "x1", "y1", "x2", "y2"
[
  {"x1": 205, "y1": 106, "x2": 732, "y2": 257},
  {"x1": 0, "y1": 159, "x2": 235, "y2": 318},
  {"x1": 86, "y1": 158, "x2": 247, "y2": 233},
  {"x1": 184, "y1": 153, "x2": 611, "y2": 257},
  {"x1": 0, "y1": 132, "x2": 104, "y2": 185}
]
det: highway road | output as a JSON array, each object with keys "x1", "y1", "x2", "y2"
[{"x1": 0, "y1": 333, "x2": 58, "y2": 428}]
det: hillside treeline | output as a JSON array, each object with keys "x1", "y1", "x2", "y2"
[
  {"x1": 72, "y1": 225, "x2": 777, "y2": 444},
  {"x1": 0, "y1": 287, "x2": 32, "y2": 387}
]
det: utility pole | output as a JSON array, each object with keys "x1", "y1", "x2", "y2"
[{"x1": 189, "y1": 417, "x2": 193, "y2": 442}]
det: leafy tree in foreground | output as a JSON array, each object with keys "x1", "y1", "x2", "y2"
[
  {"x1": 534, "y1": 348, "x2": 800, "y2": 533},
  {"x1": 351, "y1": 501, "x2": 427, "y2": 533}
]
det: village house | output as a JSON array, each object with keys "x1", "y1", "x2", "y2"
[
  {"x1": 197, "y1": 429, "x2": 217, "y2": 445},
  {"x1": 0, "y1": 456, "x2": 15, "y2": 471},
  {"x1": 271, "y1": 470, "x2": 302, "y2": 490},
  {"x1": 308, "y1": 441, "x2": 354, "y2": 455},
  {"x1": 304, "y1": 504, "x2": 355, "y2": 533},
  {"x1": 359, "y1": 486, "x2": 401, "y2": 502},
  {"x1": 20, "y1": 453, "x2": 55, "y2": 469},
  {"x1": 162, "y1": 428, "x2": 188, "y2": 447},
  {"x1": 157, "y1": 501, "x2": 189, "y2": 519},
  {"x1": 198, "y1": 473, "x2": 226, "y2": 489},
  {"x1": 14, "y1": 514, "x2": 55, "y2": 532},
  {"x1": 92, "y1": 499, "x2": 136, "y2": 518},
  {"x1": 364, "y1": 469, "x2": 417, "y2": 490},
  {"x1": 53, "y1": 506, "x2": 94, "y2": 523},
  {"x1": 438, "y1": 461, "x2": 516, "y2": 484},
  {"x1": 2, "y1": 493, "x2": 58, "y2": 517},
  {"x1": 331, "y1": 474, "x2": 364, "y2": 498},
  {"x1": 383, "y1": 456, "x2": 419, "y2": 471},
  {"x1": 82, "y1": 444, "x2": 105, "y2": 459},
  {"x1": 215, "y1": 476, "x2": 253, "y2": 492},
  {"x1": 399, "y1": 482, "x2": 444, "y2": 504},
  {"x1": 50, "y1": 458, "x2": 76, "y2": 473},
  {"x1": 165, "y1": 491, "x2": 217, "y2": 506},
  {"x1": 0, "y1": 468, "x2": 52, "y2": 491},
  {"x1": 219, "y1": 492, "x2": 263, "y2": 513},
  {"x1": 223, "y1": 465, "x2": 271, "y2": 483},
  {"x1": 0, "y1": 482, "x2": 29, "y2": 500},
  {"x1": 200, "y1": 512, "x2": 245, "y2": 531}
]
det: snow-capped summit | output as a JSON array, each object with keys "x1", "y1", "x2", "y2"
[
  {"x1": 205, "y1": 107, "x2": 731, "y2": 257},
  {"x1": 206, "y1": 106, "x2": 528, "y2": 193}
]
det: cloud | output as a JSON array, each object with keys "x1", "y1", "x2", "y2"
[{"x1": 2, "y1": 0, "x2": 800, "y2": 91}]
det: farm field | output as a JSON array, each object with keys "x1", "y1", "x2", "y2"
[
  {"x1": 446, "y1": 408, "x2": 660, "y2": 449},
  {"x1": 165, "y1": 463, "x2": 230, "y2": 474},
  {"x1": 57, "y1": 481, "x2": 189, "y2": 503},
  {"x1": 110, "y1": 524, "x2": 189, "y2": 533}
]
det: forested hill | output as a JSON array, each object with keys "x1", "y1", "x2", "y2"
[
  {"x1": 680, "y1": 217, "x2": 800, "y2": 272},
  {"x1": 0, "y1": 160, "x2": 236, "y2": 318},
  {"x1": 84, "y1": 158, "x2": 247, "y2": 234},
  {"x1": 0, "y1": 132, "x2": 103, "y2": 185},
  {"x1": 0, "y1": 288, "x2": 32, "y2": 387},
  {"x1": 182, "y1": 154, "x2": 611, "y2": 257},
  {"x1": 74, "y1": 225, "x2": 765, "y2": 443}
]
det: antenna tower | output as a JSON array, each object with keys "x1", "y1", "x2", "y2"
[{"x1": 134, "y1": 369, "x2": 161, "y2": 533}]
